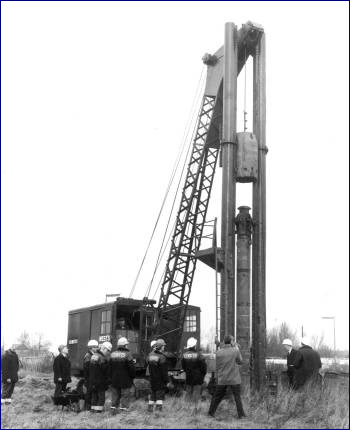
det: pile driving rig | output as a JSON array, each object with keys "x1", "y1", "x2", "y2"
[{"x1": 68, "y1": 21, "x2": 267, "y2": 390}]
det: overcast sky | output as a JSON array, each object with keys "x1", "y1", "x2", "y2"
[{"x1": 1, "y1": 1, "x2": 349, "y2": 351}]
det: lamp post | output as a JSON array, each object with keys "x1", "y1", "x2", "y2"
[{"x1": 321, "y1": 316, "x2": 336, "y2": 362}]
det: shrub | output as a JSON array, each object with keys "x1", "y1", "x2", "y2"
[{"x1": 20, "y1": 354, "x2": 54, "y2": 374}]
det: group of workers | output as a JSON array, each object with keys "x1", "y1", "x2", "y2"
[
  {"x1": 1, "y1": 334, "x2": 323, "y2": 419},
  {"x1": 78, "y1": 336, "x2": 207, "y2": 414},
  {"x1": 282, "y1": 336, "x2": 322, "y2": 389}
]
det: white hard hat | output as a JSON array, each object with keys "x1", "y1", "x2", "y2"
[
  {"x1": 155, "y1": 338, "x2": 166, "y2": 349},
  {"x1": 101, "y1": 341, "x2": 112, "y2": 351},
  {"x1": 282, "y1": 338, "x2": 292, "y2": 346},
  {"x1": 150, "y1": 340, "x2": 156, "y2": 348},
  {"x1": 301, "y1": 336, "x2": 310, "y2": 346},
  {"x1": 117, "y1": 337, "x2": 129, "y2": 347},
  {"x1": 87, "y1": 339, "x2": 98, "y2": 347},
  {"x1": 186, "y1": 337, "x2": 197, "y2": 349}
]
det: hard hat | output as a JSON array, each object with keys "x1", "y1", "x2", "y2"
[
  {"x1": 150, "y1": 340, "x2": 156, "y2": 348},
  {"x1": 117, "y1": 337, "x2": 129, "y2": 347},
  {"x1": 101, "y1": 341, "x2": 112, "y2": 351},
  {"x1": 186, "y1": 337, "x2": 197, "y2": 349},
  {"x1": 155, "y1": 338, "x2": 166, "y2": 349},
  {"x1": 282, "y1": 338, "x2": 292, "y2": 346},
  {"x1": 87, "y1": 339, "x2": 98, "y2": 348},
  {"x1": 301, "y1": 336, "x2": 310, "y2": 346}
]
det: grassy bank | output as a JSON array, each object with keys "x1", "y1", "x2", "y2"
[{"x1": 1, "y1": 371, "x2": 348, "y2": 429}]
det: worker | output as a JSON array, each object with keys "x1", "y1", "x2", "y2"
[
  {"x1": 116, "y1": 317, "x2": 132, "y2": 330},
  {"x1": 208, "y1": 335, "x2": 246, "y2": 419},
  {"x1": 53, "y1": 345, "x2": 71, "y2": 400},
  {"x1": 110, "y1": 337, "x2": 136, "y2": 414},
  {"x1": 83, "y1": 339, "x2": 99, "y2": 410},
  {"x1": 147, "y1": 338, "x2": 169, "y2": 412},
  {"x1": 88, "y1": 341, "x2": 112, "y2": 413},
  {"x1": 282, "y1": 338, "x2": 300, "y2": 388},
  {"x1": 116, "y1": 318, "x2": 127, "y2": 330},
  {"x1": 1, "y1": 347, "x2": 19, "y2": 405},
  {"x1": 181, "y1": 337, "x2": 207, "y2": 409},
  {"x1": 145, "y1": 340, "x2": 157, "y2": 377},
  {"x1": 294, "y1": 336, "x2": 322, "y2": 389}
]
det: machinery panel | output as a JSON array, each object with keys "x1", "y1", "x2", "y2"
[{"x1": 236, "y1": 132, "x2": 258, "y2": 182}]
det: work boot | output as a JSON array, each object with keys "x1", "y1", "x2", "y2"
[
  {"x1": 110, "y1": 406, "x2": 118, "y2": 415},
  {"x1": 147, "y1": 404, "x2": 154, "y2": 413},
  {"x1": 119, "y1": 407, "x2": 128, "y2": 412},
  {"x1": 155, "y1": 404, "x2": 163, "y2": 412}
]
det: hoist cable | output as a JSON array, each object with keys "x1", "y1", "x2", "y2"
[
  {"x1": 129, "y1": 66, "x2": 205, "y2": 298},
  {"x1": 145, "y1": 69, "x2": 206, "y2": 299}
]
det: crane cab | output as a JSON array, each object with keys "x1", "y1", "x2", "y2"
[{"x1": 67, "y1": 296, "x2": 200, "y2": 376}]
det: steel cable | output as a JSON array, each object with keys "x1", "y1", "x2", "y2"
[
  {"x1": 145, "y1": 77, "x2": 206, "y2": 299},
  {"x1": 128, "y1": 66, "x2": 206, "y2": 298}
]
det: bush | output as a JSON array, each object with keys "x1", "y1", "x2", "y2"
[{"x1": 20, "y1": 354, "x2": 54, "y2": 373}]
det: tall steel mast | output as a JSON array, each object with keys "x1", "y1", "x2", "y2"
[
  {"x1": 156, "y1": 21, "x2": 267, "y2": 389},
  {"x1": 220, "y1": 22, "x2": 238, "y2": 341}
]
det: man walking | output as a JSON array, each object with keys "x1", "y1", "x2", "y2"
[
  {"x1": 181, "y1": 337, "x2": 207, "y2": 409},
  {"x1": 1, "y1": 347, "x2": 19, "y2": 405},
  {"x1": 294, "y1": 336, "x2": 322, "y2": 388},
  {"x1": 53, "y1": 345, "x2": 71, "y2": 399},
  {"x1": 282, "y1": 338, "x2": 300, "y2": 388},
  {"x1": 88, "y1": 341, "x2": 112, "y2": 413},
  {"x1": 208, "y1": 335, "x2": 246, "y2": 419},
  {"x1": 147, "y1": 338, "x2": 169, "y2": 412},
  {"x1": 83, "y1": 339, "x2": 99, "y2": 410},
  {"x1": 110, "y1": 337, "x2": 136, "y2": 414}
]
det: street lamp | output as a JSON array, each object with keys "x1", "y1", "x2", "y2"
[{"x1": 321, "y1": 316, "x2": 336, "y2": 362}]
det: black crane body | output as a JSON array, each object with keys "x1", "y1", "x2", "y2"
[{"x1": 67, "y1": 21, "x2": 267, "y2": 390}]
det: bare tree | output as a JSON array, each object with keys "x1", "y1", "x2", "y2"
[
  {"x1": 201, "y1": 326, "x2": 216, "y2": 352},
  {"x1": 266, "y1": 322, "x2": 298, "y2": 357},
  {"x1": 17, "y1": 331, "x2": 31, "y2": 348},
  {"x1": 33, "y1": 332, "x2": 51, "y2": 352},
  {"x1": 310, "y1": 334, "x2": 325, "y2": 350}
]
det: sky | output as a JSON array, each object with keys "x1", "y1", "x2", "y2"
[{"x1": 1, "y1": 1, "x2": 349, "y2": 352}]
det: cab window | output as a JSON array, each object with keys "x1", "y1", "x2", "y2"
[
  {"x1": 184, "y1": 310, "x2": 197, "y2": 332},
  {"x1": 101, "y1": 310, "x2": 111, "y2": 334}
]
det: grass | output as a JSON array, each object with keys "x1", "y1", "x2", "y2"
[
  {"x1": 20, "y1": 355, "x2": 54, "y2": 373},
  {"x1": 1, "y1": 371, "x2": 348, "y2": 429}
]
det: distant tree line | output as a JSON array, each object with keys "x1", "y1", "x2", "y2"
[
  {"x1": 266, "y1": 322, "x2": 336, "y2": 358},
  {"x1": 14, "y1": 331, "x2": 52, "y2": 356},
  {"x1": 200, "y1": 322, "x2": 348, "y2": 358}
]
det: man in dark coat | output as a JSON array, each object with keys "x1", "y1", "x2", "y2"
[
  {"x1": 208, "y1": 335, "x2": 246, "y2": 419},
  {"x1": 1, "y1": 348, "x2": 19, "y2": 404},
  {"x1": 83, "y1": 339, "x2": 99, "y2": 410},
  {"x1": 147, "y1": 338, "x2": 169, "y2": 412},
  {"x1": 53, "y1": 345, "x2": 71, "y2": 399},
  {"x1": 294, "y1": 337, "x2": 322, "y2": 388},
  {"x1": 282, "y1": 338, "x2": 300, "y2": 388},
  {"x1": 181, "y1": 337, "x2": 207, "y2": 407},
  {"x1": 88, "y1": 341, "x2": 112, "y2": 412},
  {"x1": 110, "y1": 337, "x2": 136, "y2": 413}
]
